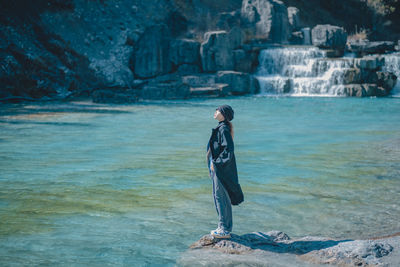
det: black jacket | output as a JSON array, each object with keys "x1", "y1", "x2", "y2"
[{"x1": 207, "y1": 120, "x2": 244, "y2": 205}]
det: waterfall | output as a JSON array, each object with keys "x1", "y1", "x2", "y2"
[
  {"x1": 255, "y1": 46, "x2": 357, "y2": 96},
  {"x1": 383, "y1": 53, "x2": 400, "y2": 97}
]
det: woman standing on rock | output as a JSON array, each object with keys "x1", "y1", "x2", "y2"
[{"x1": 206, "y1": 104, "x2": 244, "y2": 239}]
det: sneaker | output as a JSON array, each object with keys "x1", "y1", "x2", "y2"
[{"x1": 210, "y1": 228, "x2": 231, "y2": 239}]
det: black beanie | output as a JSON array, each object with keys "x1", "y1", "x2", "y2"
[{"x1": 217, "y1": 105, "x2": 234, "y2": 121}]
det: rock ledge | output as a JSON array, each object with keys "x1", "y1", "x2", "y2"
[{"x1": 181, "y1": 231, "x2": 400, "y2": 266}]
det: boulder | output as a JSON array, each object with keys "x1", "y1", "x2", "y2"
[
  {"x1": 311, "y1": 24, "x2": 347, "y2": 51},
  {"x1": 216, "y1": 71, "x2": 251, "y2": 95},
  {"x1": 200, "y1": 31, "x2": 234, "y2": 72},
  {"x1": 131, "y1": 24, "x2": 171, "y2": 79},
  {"x1": 169, "y1": 39, "x2": 201, "y2": 66},
  {"x1": 241, "y1": 0, "x2": 290, "y2": 43}
]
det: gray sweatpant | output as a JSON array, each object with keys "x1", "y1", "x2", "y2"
[{"x1": 208, "y1": 155, "x2": 233, "y2": 232}]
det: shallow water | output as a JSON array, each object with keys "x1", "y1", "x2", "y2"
[{"x1": 0, "y1": 96, "x2": 399, "y2": 266}]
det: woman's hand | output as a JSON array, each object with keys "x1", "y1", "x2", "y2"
[{"x1": 210, "y1": 162, "x2": 214, "y2": 172}]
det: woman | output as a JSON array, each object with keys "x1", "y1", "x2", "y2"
[{"x1": 206, "y1": 104, "x2": 244, "y2": 239}]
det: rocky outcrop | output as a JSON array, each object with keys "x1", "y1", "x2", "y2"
[
  {"x1": 0, "y1": 21, "x2": 99, "y2": 101},
  {"x1": 200, "y1": 31, "x2": 234, "y2": 72},
  {"x1": 312, "y1": 24, "x2": 347, "y2": 51},
  {"x1": 169, "y1": 39, "x2": 201, "y2": 71},
  {"x1": 241, "y1": 0, "x2": 290, "y2": 43},
  {"x1": 179, "y1": 231, "x2": 399, "y2": 267},
  {"x1": 1, "y1": 0, "x2": 399, "y2": 102},
  {"x1": 131, "y1": 24, "x2": 171, "y2": 79},
  {"x1": 216, "y1": 71, "x2": 251, "y2": 95}
]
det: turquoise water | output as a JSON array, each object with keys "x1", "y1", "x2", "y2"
[{"x1": 0, "y1": 96, "x2": 399, "y2": 266}]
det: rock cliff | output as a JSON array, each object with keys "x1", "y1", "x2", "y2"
[{"x1": 0, "y1": 0, "x2": 399, "y2": 102}]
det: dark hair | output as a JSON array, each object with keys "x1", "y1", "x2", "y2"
[{"x1": 226, "y1": 121, "x2": 234, "y2": 140}]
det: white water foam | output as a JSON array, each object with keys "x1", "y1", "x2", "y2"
[{"x1": 255, "y1": 46, "x2": 400, "y2": 97}]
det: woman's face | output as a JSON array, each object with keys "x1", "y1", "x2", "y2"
[{"x1": 214, "y1": 109, "x2": 225, "y2": 122}]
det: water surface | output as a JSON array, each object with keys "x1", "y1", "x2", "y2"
[{"x1": 0, "y1": 96, "x2": 399, "y2": 266}]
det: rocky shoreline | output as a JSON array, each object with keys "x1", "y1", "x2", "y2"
[{"x1": 178, "y1": 231, "x2": 400, "y2": 266}]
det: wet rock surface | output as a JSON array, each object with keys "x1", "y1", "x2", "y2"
[{"x1": 179, "y1": 231, "x2": 400, "y2": 267}]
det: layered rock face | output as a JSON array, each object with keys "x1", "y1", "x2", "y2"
[
  {"x1": 0, "y1": 0, "x2": 399, "y2": 102},
  {"x1": 241, "y1": 0, "x2": 290, "y2": 43},
  {"x1": 131, "y1": 24, "x2": 172, "y2": 79}
]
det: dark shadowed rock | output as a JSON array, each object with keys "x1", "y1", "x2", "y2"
[
  {"x1": 342, "y1": 68, "x2": 361, "y2": 84},
  {"x1": 354, "y1": 56, "x2": 385, "y2": 70},
  {"x1": 289, "y1": 31, "x2": 304, "y2": 45},
  {"x1": 131, "y1": 24, "x2": 171, "y2": 79},
  {"x1": 233, "y1": 49, "x2": 251, "y2": 72},
  {"x1": 169, "y1": 39, "x2": 201, "y2": 67},
  {"x1": 216, "y1": 10, "x2": 241, "y2": 31},
  {"x1": 200, "y1": 31, "x2": 234, "y2": 72},
  {"x1": 377, "y1": 71, "x2": 397, "y2": 91},
  {"x1": 342, "y1": 84, "x2": 381, "y2": 97},
  {"x1": 312, "y1": 24, "x2": 347, "y2": 51},
  {"x1": 229, "y1": 26, "x2": 244, "y2": 49},
  {"x1": 176, "y1": 64, "x2": 201, "y2": 74},
  {"x1": 347, "y1": 40, "x2": 396, "y2": 56}
]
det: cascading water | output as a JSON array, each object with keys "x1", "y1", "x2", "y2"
[
  {"x1": 255, "y1": 46, "x2": 356, "y2": 96},
  {"x1": 383, "y1": 52, "x2": 400, "y2": 97}
]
